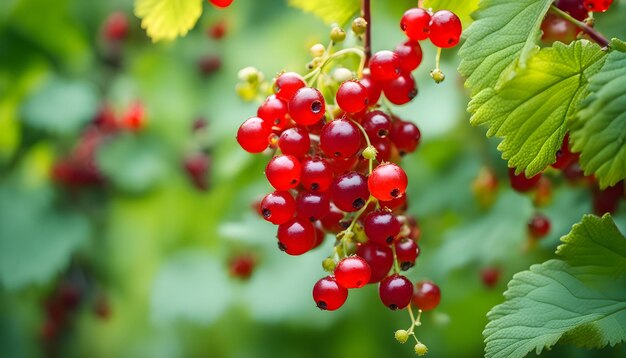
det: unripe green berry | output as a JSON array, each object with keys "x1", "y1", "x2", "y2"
[
  {"x1": 322, "y1": 258, "x2": 336, "y2": 272},
  {"x1": 354, "y1": 223, "x2": 367, "y2": 243},
  {"x1": 235, "y1": 82, "x2": 257, "y2": 101},
  {"x1": 362, "y1": 145, "x2": 377, "y2": 160},
  {"x1": 332, "y1": 68, "x2": 354, "y2": 83},
  {"x1": 238, "y1": 66, "x2": 262, "y2": 83},
  {"x1": 310, "y1": 43, "x2": 325, "y2": 58},
  {"x1": 414, "y1": 342, "x2": 428, "y2": 356},
  {"x1": 352, "y1": 17, "x2": 367, "y2": 35},
  {"x1": 430, "y1": 69, "x2": 445, "y2": 84},
  {"x1": 395, "y1": 329, "x2": 409, "y2": 344},
  {"x1": 330, "y1": 26, "x2": 346, "y2": 43}
]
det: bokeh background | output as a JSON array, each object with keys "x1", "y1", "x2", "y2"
[{"x1": 1, "y1": 0, "x2": 625, "y2": 357}]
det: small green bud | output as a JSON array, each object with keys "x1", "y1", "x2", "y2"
[
  {"x1": 235, "y1": 82, "x2": 257, "y2": 102},
  {"x1": 430, "y1": 69, "x2": 445, "y2": 84},
  {"x1": 352, "y1": 17, "x2": 367, "y2": 35},
  {"x1": 332, "y1": 67, "x2": 354, "y2": 83},
  {"x1": 362, "y1": 145, "x2": 378, "y2": 160},
  {"x1": 238, "y1": 66, "x2": 262, "y2": 83},
  {"x1": 310, "y1": 43, "x2": 325, "y2": 58},
  {"x1": 414, "y1": 342, "x2": 428, "y2": 356},
  {"x1": 322, "y1": 258, "x2": 336, "y2": 272},
  {"x1": 354, "y1": 223, "x2": 367, "y2": 243},
  {"x1": 395, "y1": 329, "x2": 409, "y2": 344},
  {"x1": 330, "y1": 26, "x2": 346, "y2": 43},
  {"x1": 344, "y1": 239, "x2": 357, "y2": 256}
]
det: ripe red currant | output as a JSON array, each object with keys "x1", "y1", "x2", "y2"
[
  {"x1": 313, "y1": 276, "x2": 348, "y2": 311},
  {"x1": 288, "y1": 87, "x2": 326, "y2": 125},
  {"x1": 390, "y1": 119, "x2": 421, "y2": 155},
  {"x1": 321, "y1": 203, "x2": 346, "y2": 234},
  {"x1": 300, "y1": 157, "x2": 334, "y2": 192},
  {"x1": 362, "y1": 110, "x2": 391, "y2": 139},
  {"x1": 369, "y1": 51, "x2": 401, "y2": 81},
  {"x1": 277, "y1": 217, "x2": 316, "y2": 255},
  {"x1": 394, "y1": 41, "x2": 423, "y2": 73},
  {"x1": 382, "y1": 73, "x2": 417, "y2": 105},
  {"x1": 557, "y1": 0, "x2": 589, "y2": 20},
  {"x1": 379, "y1": 274, "x2": 413, "y2": 310},
  {"x1": 296, "y1": 191, "x2": 330, "y2": 222},
  {"x1": 583, "y1": 0, "x2": 613, "y2": 12},
  {"x1": 274, "y1": 72, "x2": 306, "y2": 102},
  {"x1": 258, "y1": 94, "x2": 289, "y2": 129},
  {"x1": 208, "y1": 0, "x2": 234, "y2": 8},
  {"x1": 265, "y1": 155, "x2": 301, "y2": 190},
  {"x1": 481, "y1": 267, "x2": 500, "y2": 288},
  {"x1": 278, "y1": 127, "x2": 310, "y2": 158},
  {"x1": 320, "y1": 119, "x2": 362, "y2": 159},
  {"x1": 592, "y1": 183, "x2": 623, "y2": 215},
  {"x1": 334, "y1": 256, "x2": 372, "y2": 289},
  {"x1": 371, "y1": 138, "x2": 393, "y2": 162},
  {"x1": 336, "y1": 80, "x2": 369, "y2": 113},
  {"x1": 368, "y1": 163, "x2": 408, "y2": 201},
  {"x1": 541, "y1": 14, "x2": 579, "y2": 44},
  {"x1": 360, "y1": 74, "x2": 382, "y2": 105},
  {"x1": 331, "y1": 171, "x2": 370, "y2": 212},
  {"x1": 528, "y1": 213, "x2": 551, "y2": 239},
  {"x1": 229, "y1": 254, "x2": 256, "y2": 280},
  {"x1": 357, "y1": 242, "x2": 393, "y2": 283},
  {"x1": 429, "y1": 10, "x2": 462, "y2": 48},
  {"x1": 103, "y1": 12, "x2": 129, "y2": 41},
  {"x1": 364, "y1": 211, "x2": 401, "y2": 245},
  {"x1": 379, "y1": 194, "x2": 407, "y2": 213},
  {"x1": 261, "y1": 191, "x2": 296, "y2": 225},
  {"x1": 312, "y1": 224, "x2": 326, "y2": 249},
  {"x1": 236, "y1": 117, "x2": 271, "y2": 153},
  {"x1": 412, "y1": 281, "x2": 441, "y2": 311},
  {"x1": 508, "y1": 168, "x2": 541, "y2": 192},
  {"x1": 400, "y1": 8, "x2": 431, "y2": 41},
  {"x1": 394, "y1": 238, "x2": 419, "y2": 270},
  {"x1": 552, "y1": 134, "x2": 578, "y2": 169}
]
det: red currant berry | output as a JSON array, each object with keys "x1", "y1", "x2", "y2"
[
  {"x1": 312, "y1": 224, "x2": 326, "y2": 249},
  {"x1": 400, "y1": 8, "x2": 431, "y2": 41},
  {"x1": 552, "y1": 134, "x2": 579, "y2": 169},
  {"x1": 258, "y1": 95, "x2": 289, "y2": 129},
  {"x1": 121, "y1": 102, "x2": 145, "y2": 131},
  {"x1": 362, "y1": 111, "x2": 391, "y2": 139},
  {"x1": 379, "y1": 194, "x2": 407, "y2": 213},
  {"x1": 208, "y1": 20, "x2": 227, "y2": 40},
  {"x1": 369, "y1": 51, "x2": 401, "y2": 81},
  {"x1": 328, "y1": 155, "x2": 359, "y2": 175},
  {"x1": 360, "y1": 74, "x2": 382, "y2": 105},
  {"x1": 481, "y1": 267, "x2": 500, "y2": 288},
  {"x1": 383, "y1": 73, "x2": 417, "y2": 105},
  {"x1": 261, "y1": 191, "x2": 296, "y2": 225},
  {"x1": 274, "y1": 72, "x2": 306, "y2": 102},
  {"x1": 278, "y1": 127, "x2": 310, "y2": 158},
  {"x1": 208, "y1": 0, "x2": 234, "y2": 8},
  {"x1": 557, "y1": 0, "x2": 589, "y2": 20},
  {"x1": 379, "y1": 274, "x2": 413, "y2": 310},
  {"x1": 541, "y1": 13, "x2": 579, "y2": 44},
  {"x1": 198, "y1": 55, "x2": 222, "y2": 76},
  {"x1": 320, "y1": 119, "x2": 362, "y2": 159},
  {"x1": 288, "y1": 87, "x2": 326, "y2": 125},
  {"x1": 236, "y1": 117, "x2": 271, "y2": 153},
  {"x1": 336, "y1": 80, "x2": 369, "y2": 113},
  {"x1": 103, "y1": 12, "x2": 129, "y2": 41},
  {"x1": 508, "y1": 168, "x2": 541, "y2": 192},
  {"x1": 364, "y1": 211, "x2": 401, "y2": 245},
  {"x1": 184, "y1": 153, "x2": 210, "y2": 191},
  {"x1": 429, "y1": 10, "x2": 462, "y2": 48},
  {"x1": 583, "y1": 0, "x2": 613, "y2": 12},
  {"x1": 390, "y1": 119, "x2": 421, "y2": 155},
  {"x1": 229, "y1": 254, "x2": 256, "y2": 280},
  {"x1": 313, "y1": 276, "x2": 348, "y2": 311},
  {"x1": 277, "y1": 217, "x2": 316, "y2": 255},
  {"x1": 321, "y1": 203, "x2": 345, "y2": 234},
  {"x1": 412, "y1": 281, "x2": 441, "y2": 311},
  {"x1": 331, "y1": 172, "x2": 370, "y2": 212},
  {"x1": 371, "y1": 138, "x2": 393, "y2": 162},
  {"x1": 265, "y1": 155, "x2": 301, "y2": 190},
  {"x1": 296, "y1": 191, "x2": 330, "y2": 222},
  {"x1": 592, "y1": 183, "x2": 623, "y2": 215},
  {"x1": 334, "y1": 256, "x2": 371, "y2": 289},
  {"x1": 357, "y1": 242, "x2": 393, "y2": 283},
  {"x1": 394, "y1": 238, "x2": 419, "y2": 270},
  {"x1": 394, "y1": 41, "x2": 423, "y2": 73},
  {"x1": 368, "y1": 163, "x2": 408, "y2": 201},
  {"x1": 300, "y1": 157, "x2": 334, "y2": 192}
]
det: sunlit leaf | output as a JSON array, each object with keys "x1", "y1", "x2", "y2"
[{"x1": 135, "y1": 0, "x2": 203, "y2": 42}]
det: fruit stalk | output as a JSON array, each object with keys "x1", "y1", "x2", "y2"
[
  {"x1": 362, "y1": 0, "x2": 372, "y2": 63},
  {"x1": 549, "y1": 5, "x2": 609, "y2": 47}
]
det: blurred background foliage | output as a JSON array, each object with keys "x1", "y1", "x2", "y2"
[{"x1": 0, "y1": 0, "x2": 625, "y2": 357}]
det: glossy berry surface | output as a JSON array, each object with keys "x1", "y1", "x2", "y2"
[
  {"x1": 383, "y1": 73, "x2": 417, "y2": 105},
  {"x1": 379, "y1": 274, "x2": 413, "y2": 310},
  {"x1": 331, "y1": 172, "x2": 370, "y2": 212},
  {"x1": 208, "y1": 0, "x2": 234, "y2": 8},
  {"x1": 300, "y1": 157, "x2": 334, "y2": 192},
  {"x1": 369, "y1": 51, "x2": 401, "y2": 81},
  {"x1": 336, "y1": 80, "x2": 369, "y2": 113},
  {"x1": 288, "y1": 87, "x2": 326, "y2": 125},
  {"x1": 429, "y1": 10, "x2": 462, "y2": 48},
  {"x1": 541, "y1": 13, "x2": 578, "y2": 44},
  {"x1": 364, "y1": 211, "x2": 401, "y2": 245},
  {"x1": 274, "y1": 72, "x2": 306, "y2": 102},
  {"x1": 394, "y1": 41, "x2": 423, "y2": 73},
  {"x1": 278, "y1": 127, "x2": 310, "y2": 158},
  {"x1": 528, "y1": 213, "x2": 551, "y2": 239},
  {"x1": 277, "y1": 217, "x2": 316, "y2": 255},
  {"x1": 321, "y1": 203, "x2": 346, "y2": 234},
  {"x1": 258, "y1": 95, "x2": 289, "y2": 129},
  {"x1": 583, "y1": 0, "x2": 613, "y2": 12},
  {"x1": 412, "y1": 281, "x2": 441, "y2": 311},
  {"x1": 296, "y1": 191, "x2": 330, "y2": 222},
  {"x1": 320, "y1": 119, "x2": 362, "y2": 159},
  {"x1": 357, "y1": 242, "x2": 393, "y2": 283},
  {"x1": 400, "y1": 8, "x2": 431, "y2": 41},
  {"x1": 265, "y1": 155, "x2": 301, "y2": 190},
  {"x1": 313, "y1": 276, "x2": 348, "y2": 311},
  {"x1": 394, "y1": 238, "x2": 419, "y2": 270},
  {"x1": 237, "y1": 117, "x2": 271, "y2": 153},
  {"x1": 261, "y1": 191, "x2": 296, "y2": 225},
  {"x1": 334, "y1": 256, "x2": 372, "y2": 289},
  {"x1": 508, "y1": 168, "x2": 541, "y2": 192},
  {"x1": 390, "y1": 120, "x2": 421, "y2": 154},
  {"x1": 360, "y1": 74, "x2": 382, "y2": 105},
  {"x1": 362, "y1": 111, "x2": 392, "y2": 139},
  {"x1": 368, "y1": 163, "x2": 408, "y2": 201}
]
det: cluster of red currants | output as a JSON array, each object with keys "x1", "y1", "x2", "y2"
[{"x1": 541, "y1": 0, "x2": 614, "y2": 44}]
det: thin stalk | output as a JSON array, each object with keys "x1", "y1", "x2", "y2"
[{"x1": 549, "y1": 5, "x2": 609, "y2": 47}]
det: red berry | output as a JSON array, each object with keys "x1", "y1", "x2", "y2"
[
  {"x1": 368, "y1": 163, "x2": 408, "y2": 201},
  {"x1": 121, "y1": 102, "x2": 145, "y2": 131},
  {"x1": 362, "y1": 111, "x2": 392, "y2": 139},
  {"x1": 300, "y1": 157, "x2": 334, "y2": 192},
  {"x1": 382, "y1": 73, "x2": 417, "y2": 105},
  {"x1": 557, "y1": 0, "x2": 589, "y2": 20},
  {"x1": 379, "y1": 193, "x2": 407, "y2": 213},
  {"x1": 371, "y1": 138, "x2": 393, "y2": 162},
  {"x1": 400, "y1": 8, "x2": 431, "y2": 41},
  {"x1": 184, "y1": 152, "x2": 210, "y2": 191},
  {"x1": 336, "y1": 80, "x2": 369, "y2": 113},
  {"x1": 328, "y1": 156, "x2": 359, "y2": 175},
  {"x1": 394, "y1": 238, "x2": 419, "y2": 270},
  {"x1": 237, "y1": 117, "x2": 271, "y2": 153},
  {"x1": 412, "y1": 281, "x2": 441, "y2": 311},
  {"x1": 394, "y1": 41, "x2": 423, "y2": 73},
  {"x1": 481, "y1": 267, "x2": 500, "y2": 288},
  {"x1": 357, "y1": 242, "x2": 393, "y2": 283},
  {"x1": 229, "y1": 254, "x2": 256, "y2": 279},
  {"x1": 379, "y1": 274, "x2": 413, "y2": 310},
  {"x1": 320, "y1": 119, "x2": 362, "y2": 159},
  {"x1": 258, "y1": 95, "x2": 289, "y2": 129},
  {"x1": 331, "y1": 172, "x2": 370, "y2": 212},
  {"x1": 313, "y1": 276, "x2": 348, "y2": 311},
  {"x1": 583, "y1": 0, "x2": 613, "y2": 12},
  {"x1": 265, "y1": 155, "x2": 301, "y2": 190},
  {"x1": 360, "y1": 74, "x2": 382, "y2": 105},
  {"x1": 334, "y1": 256, "x2": 372, "y2": 289},
  {"x1": 541, "y1": 13, "x2": 579, "y2": 44},
  {"x1": 103, "y1": 12, "x2": 129, "y2": 41},
  {"x1": 321, "y1": 203, "x2": 346, "y2": 234},
  {"x1": 277, "y1": 217, "x2": 316, "y2": 255},
  {"x1": 390, "y1": 119, "x2": 421, "y2": 155},
  {"x1": 312, "y1": 224, "x2": 326, "y2": 249},
  {"x1": 296, "y1": 191, "x2": 330, "y2": 222},
  {"x1": 208, "y1": 20, "x2": 227, "y2": 39},
  {"x1": 198, "y1": 55, "x2": 222, "y2": 75},
  {"x1": 274, "y1": 72, "x2": 306, "y2": 102},
  {"x1": 364, "y1": 211, "x2": 401, "y2": 245},
  {"x1": 369, "y1": 51, "x2": 401, "y2": 82},
  {"x1": 278, "y1": 127, "x2": 310, "y2": 158},
  {"x1": 261, "y1": 191, "x2": 296, "y2": 225},
  {"x1": 552, "y1": 134, "x2": 579, "y2": 169},
  {"x1": 208, "y1": 0, "x2": 234, "y2": 8},
  {"x1": 429, "y1": 10, "x2": 462, "y2": 48},
  {"x1": 508, "y1": 168, "x2": 541, "y2": 192},
  {"x1": 592, "y1": 183, "x2": 622, "y2": 215},
  {"x1": 288, "y1": 87, "x2": 326, "y2": 126}
]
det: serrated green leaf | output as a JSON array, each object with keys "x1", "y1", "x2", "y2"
[
  {"x1": 422, "y1": 0, "x2": 479, "y2": 28},
  {"x1": 469, "y1": 41, "x2": 606, "y2": 176},
  {"x1": 484, "y1": 215, "x2": 626, "y2": 358},
  {"x1": 458, "y1": 0, "x2": 552, "y2": 95},
  {"x1": 288, "y1": 0, "x2": 359, "y2": 26},
  {"x1": 570, "y1": 50, "x2": 626, "y2": 188},
  {"x1": 135, "y1": 0, "x2": 203, "y2": 42}
]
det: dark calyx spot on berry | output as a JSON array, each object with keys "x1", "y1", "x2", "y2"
[
  {"x1": 316, "y1": 301, "x2": 328, "y2": 310},
  {"x1": 311, "y1": 101, "x2": 322, "y2": 114},
  {"x1": 408, "y1": 89, "x2": 417, "y2": 100},
  {"x1": 378, "y1": 129, "x2": 388, "y2": 138},
  {"x1": 390, "y1": 189, "x2": 400, "y2": 198},
  {"x1": 353, "y1": 198, "x2": 366, "y2": 209},
  {"x1": 311, "y1": 183, "x2": 320, "y2": 191},
  {"x1": 262, "y1": 209, "x2": 271, "y2": 219},
  {"x1": 448, "y1": 38, "x2": 455, "y2": 45},
  {"x1": 399, "y1": 151, "x2": 407, "y2": 157},
  {"x1": 291, "y1": 179, "x2": 298, "y2": 185},
  {"x1": 401, "y1": 261, "x2": 413, "y2": 271},
  {"x1": 334, "y1": 151, "x2": 341, "y2": 157},
  {"x1": 401, "y1": 23, "x2": 407, "y2": 31},
  {"x1": 340, "y1": 220, "x2": 350, "y2": 229},
  {"x1": 389, "y1": 304, "x2": 398, "y2": 310},
  {"x1": 278, "y1": 242, "x2": 287, "y2": 251},
  {"x1": 356, "y1": 280, "x2": 362, "y2": 287},
  {"x1": 363, "y1": 98, "x2": 369, "y2": 106},
  {"x1": 274, "y1": 118, "x2": 281, "y2": 125},
  {"x1": 386, "y1": 236, "x2": 394, "y2": 244},
  {"x1": 309, "y1": 216, "x2": 316, "y2": 222},
  {"x1": 556, "y1": 150, "x2": 563, "y2": 158}
]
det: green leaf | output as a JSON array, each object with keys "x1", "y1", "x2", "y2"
[
  {"x1": 484, "y1": 215, "x2": 626, "y2": 358},
  {"x1": 422, "y1": 0, "x2": 479, "y2": 28},
  {"x1": 458, "y1": 0, "x2": 552, "y2": 95},
  {"x1": 135, "y1": 0, "x2": 203, "y2": 42},
  {"x1": 288, "y1": 0, "x2": 359, "y2": 26},
  {"x1": 570, "y1": 49, "x2": 626, "y2": 188},
  {"x1": 469, "y1": 41, "x2": 606, "y2": 176}
]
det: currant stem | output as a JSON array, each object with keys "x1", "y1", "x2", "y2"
[
  {"x1": 435, "y1": 47, "x2": 442, "y2": 71},
  {"x1": 391, "y1": 243, "x2": 401, "y2": 274},
  {"x1": 362, "y1": 0, "x2": 372, "y2": 63},
  {"x1": 350, "y1": 119, "x2": 375, "y2": 173},
  {"x1": 549, "y1": 5, "x2": 609, "y2": 47}
]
